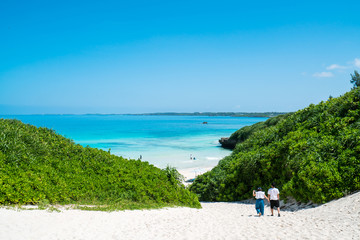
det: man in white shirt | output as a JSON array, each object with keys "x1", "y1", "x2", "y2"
[{"x1": 267, "y1": 183, "x2": 280, "y2": 217}]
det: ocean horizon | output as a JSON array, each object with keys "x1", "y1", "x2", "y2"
[{"x1": 1, "y1": 114, "x2": 267, "y2": 178}]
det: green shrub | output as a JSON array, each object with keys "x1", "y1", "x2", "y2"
[
  {"x1": 0, "y1": 119, "x2": 201, "y2": 209},
  {"x1": 190, "y1": 87, "x2": 360, "y2": 204}
]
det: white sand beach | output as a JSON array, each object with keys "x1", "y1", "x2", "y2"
[
  {"x1": 179, "y1": 167, "x2": 213, "y2": 181},
  {"x1": 1, "y1": 192, "x2": 359, "y2": 240}
]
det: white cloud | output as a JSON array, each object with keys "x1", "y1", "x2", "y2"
[
  {"x1": 326, "y1": 64, "x2": 348, "y2": 70},
  {"x1": 313, "y1": 72, "x2": 334, "y2": 78},
  {"x1": 354, "y1": 58, "x2": 360, "y2": 68}
]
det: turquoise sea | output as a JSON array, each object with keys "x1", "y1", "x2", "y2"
[{"x1": 1, "y1": 115, "x2": 267, "y2": 177}]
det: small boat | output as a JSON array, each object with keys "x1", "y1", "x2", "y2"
[{"x1": 202, "y1": 122, "x2": 208, "y2": 124}]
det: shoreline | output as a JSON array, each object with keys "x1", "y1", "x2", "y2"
[{"x1": 178, "y1": 166, "x2": 214, "y2": 181}]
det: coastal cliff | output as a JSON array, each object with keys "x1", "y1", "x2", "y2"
[{"x1": 218, "y1": 137, "x2": 237, "y2": 149}]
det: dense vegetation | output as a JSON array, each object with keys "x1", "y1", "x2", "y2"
[
  {"x1": 190, "y1": 87, "x2": 360, "y2": 204},
  {"x1": 0, "y1": 119, "x2": 200, "y2": 209},
  {"x1": 220, "y1": 113, "x2": 292, "y2": 149}
]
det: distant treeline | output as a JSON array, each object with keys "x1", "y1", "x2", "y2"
[
  {"x1": 131, "y1": 112, "x2": 288, "y2": 118},
  {"x1": 2, "y1": 112, "x2": 287, "y2": 118}
]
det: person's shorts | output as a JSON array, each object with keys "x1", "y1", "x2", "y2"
[{"x1": 270, "y1": 200, "x2": 280, "y2": 209}]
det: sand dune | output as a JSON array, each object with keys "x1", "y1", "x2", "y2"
[{"x1": 1, "y1": 192, "x2": 359, "y2": 240}]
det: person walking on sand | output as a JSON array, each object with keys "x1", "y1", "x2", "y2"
[
  {"x1": 268, "y1": 183, "x2": 281, "y2": 217},
  {"x1": 253, "y1": 187, "x2": 269, "y2": 217}
]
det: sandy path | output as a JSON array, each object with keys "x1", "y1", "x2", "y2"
[{"x1": 1, "y1": 192, "x2": 359, "y2": 240}]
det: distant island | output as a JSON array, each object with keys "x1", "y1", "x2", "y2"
[
  {"x1": 2, "y1": 112, "x2": 288, "y2": 118},
  {"x1": 129, "y1": 112, "x2": 288, "y2": 118},
  {"x1": 2, "y1": 112, "x2": 288, "y2": 117}
]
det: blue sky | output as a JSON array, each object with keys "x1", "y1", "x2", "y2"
[{"x1": 1, "y1": 0, "x2": 360, "y2": 114}]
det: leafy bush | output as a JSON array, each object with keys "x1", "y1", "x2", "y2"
[
  {"x1": 225, "y1": 113, "x2": 291, "y2": 149},
  {"x1": 0, "y1": 119, "x2": 200, "y2": 209},
  {"x1": 190, "y1": 87, "x2": 360, "y2": 204}
]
